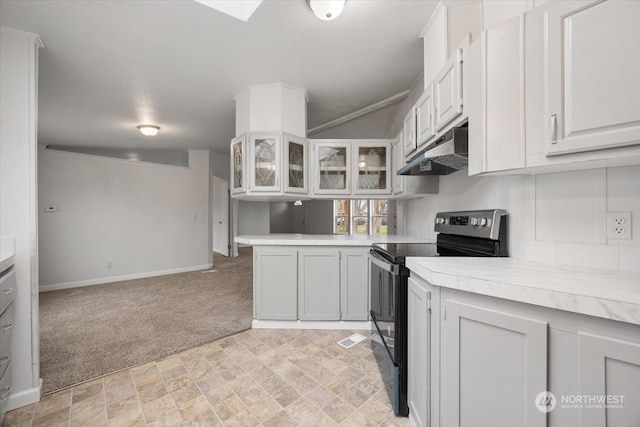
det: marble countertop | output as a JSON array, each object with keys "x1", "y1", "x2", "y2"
[
  {"x1": 235, "y1": 234, "x2": 433, "y2": 246},
  {"x1": 0, "y1": 236, "x2": 15, "y2": 274},
  {"x1": 407, "y1": 257, "x2": 640, "y2": 325}
]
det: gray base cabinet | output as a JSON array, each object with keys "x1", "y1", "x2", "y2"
[
  {"x1": 254, "y1": 246, "x2": 298, "y2": 320},
  {"x1": 253, "y1": 246, "x2": 369, "y2": 321},
  {"x1": 407, "y1": 277, "x2": 431, "y2": 427},
  {"x1": 406, "y1": 277, "x2": 640, "y2": 427},
  {"x1": 298, "y1": 249, "x2": 340, "y2": 320},
  {"x1": 340, "y1": 248, "x2": 369, "y2": 321},
  {"x1": 441, "y1": 290, "x2": 548, "y2": 427}
]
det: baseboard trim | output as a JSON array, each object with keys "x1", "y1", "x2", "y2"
[
  {"x1": 39, "y1": 263, "x2": 214, "y2": 292},
  {"x1": 7, "y1": 378, "x2": 42, "y2": 411},
  {"x1": 251, "y1": 319, "x2": 371, "y2": 330}
]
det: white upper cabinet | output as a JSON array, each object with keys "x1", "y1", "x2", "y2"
[
  {"x1": 434, "y1": 45, "x2": 465, "y2": 132},
  {"x1": 353, "y1": 141, "x2": 391, "y2": 195},
  {"x1": 392, "y1": 134, "x2": 404, "y2": 195},
  {"x1": 544, "y1": 0, "x2": 640, "y2": 156},
  {"x1": 231, "y1": 83, "x2": 309, "y2": 200},
  {"x1": 416, "y1": 86, "x2": 436, "y2": 149},
  {"x1": 249, "y1": 133, "x2": 281, "y2": 192},
  {"x1": 468, "y1": 15, "x2": 526, "y2": 175},
  {"x1": 312, "y1": 141, "x2": 352, "y2": 196},
  {"x1": 403, "y1": 106, "x2": 417, "y2": 159},
  {"x1": 284, "y1": 134, "x2": 308, "y2": 194},
  {"x1": 421, "y1": 1, "x2": 483, "y2": 89}
]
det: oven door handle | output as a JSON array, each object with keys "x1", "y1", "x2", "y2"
[{"x1": 369, "y1": 250, "x2": 400, "y2": 275}]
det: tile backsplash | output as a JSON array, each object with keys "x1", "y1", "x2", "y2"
[{"x1": 401, "y1": 165, "x2": 640, "y2": 273}]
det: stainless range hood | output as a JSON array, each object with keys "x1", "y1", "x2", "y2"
[{"x1": 397, "y1": 126, "x2": 468, "y2": 175}]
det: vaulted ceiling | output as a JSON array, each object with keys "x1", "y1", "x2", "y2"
[{"x1": 0, "y1": 0, "x2": 436, "y2": 153}]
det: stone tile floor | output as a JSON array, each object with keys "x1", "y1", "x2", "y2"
[{"x1": 2, "y1": 329, "x2": 411, "y2": 426}]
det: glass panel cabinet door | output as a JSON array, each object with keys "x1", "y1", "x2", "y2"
[
  {"x1": 315, "y1": 143, "x2": 351, "y2": 194},
  {"x1": 230, "y1": 135, "x2": 245, "y2": 194},
  {"x1": 250, "y1": 134, "x2": 281, "y2": 192},
  {"x1": 355, "y1": 143, "x2": 391, "y2": 194},
  {"x1": 285, "y1": 134, "x2": 307, "y2": 193}
]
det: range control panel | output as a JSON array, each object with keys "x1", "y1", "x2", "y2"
[{"x1": 434, "y1": 209, "x2": 506, "y2": 240}]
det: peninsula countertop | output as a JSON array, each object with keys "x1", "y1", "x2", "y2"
[
  {"x1": 407, "y1": 256, "x2": 640, "y2": 325},
  {"x1": 235, "y1": 234, "x2": 433, "y2": 246}
]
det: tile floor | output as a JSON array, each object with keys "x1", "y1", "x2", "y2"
[{"x1": 2, "y1": 329, "x2": 411, "y2": 427}]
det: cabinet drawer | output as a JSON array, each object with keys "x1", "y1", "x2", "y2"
[
  {"x1": 0, "y1": 303, "x2": 14, "y2": 380},
  {"x1": 0, "y1": 362, "x2": 10, "y2": 426},
  {"x1": 0, "y1": 269, "x2": 16, "y2": 316}
]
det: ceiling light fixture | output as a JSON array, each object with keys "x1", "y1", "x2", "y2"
[
  {"x1": 137, "y1": 124, "x2": 160, "y2": 136},
  {"x1": 307, "y1": 0, "x2": 345, "y2": 21}
]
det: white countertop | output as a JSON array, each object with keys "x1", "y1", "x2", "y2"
[
  {"x1": 0, "y1": 236, "x2": 15, "y2": 274},
  {"x1": 235, "y1": 234, "x2": 433, "y2": 246},
  {"x1": 407, "y1": 257, "x2": 640, "y2": 325}
]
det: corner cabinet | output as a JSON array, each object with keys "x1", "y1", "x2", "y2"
[
  {"x1": 230, "y1": 132, "x2": 308, "y2": 200},
  {"x1": 544, "y1": 0, "x2": 640, "y2": 157}
]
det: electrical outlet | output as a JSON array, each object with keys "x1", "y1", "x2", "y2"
[
  {"x1": 607, "y1": 212, "x2": 632, "y2": 240},
  {"x1": 107, "y1": 261, "x2": 113, "y2": 269}
]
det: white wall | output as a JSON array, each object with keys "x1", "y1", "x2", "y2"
[
  {"x1": 210, "y1": 149, "x2": 230, "y2": 180},
  {"x1": 38, "y1": 148, "x2": 211, "y2": 289},
  {"x1": 402, "y1": 165, "x2": 640, "y2": 272}
]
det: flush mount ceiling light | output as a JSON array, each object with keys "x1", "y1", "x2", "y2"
[
  {"x1": 307, "y1": 0, "x2": 345, "y2": 21},
  {"x1": 137, "y1": 124, "x2": 160, "y2": 136}
]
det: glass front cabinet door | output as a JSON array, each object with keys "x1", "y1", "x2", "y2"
[
  {"x1": 353, "y1": 141, "x2": 391, "y2": 195},
  {"x1": 230, "y1": 135, "x2": 246, "y2": 195},
  {"x1": 250, "y1": 133, "x2": 281, "y2": 192},
  {"x1": 284, "y1": 134, "x2": 308, "y2": 194},
  {"x1": 313, "y1": 141, "x2": 351, "y2": 195}
]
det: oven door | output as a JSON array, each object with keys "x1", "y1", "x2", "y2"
[{"x1": 369, "y1": 249, "x2": 399, "y2": 363}]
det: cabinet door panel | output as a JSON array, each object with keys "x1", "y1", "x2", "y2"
[
  {"x1": 354, "y1": 142, "x2": 391, "y2": 195},
  {"x1": 579, "y1": 332, "x2": 640, "y2": 427},
  {"x1": 340, "y1": 248, "x2": 369, "y2": 321},
  {"x1": 249, "y1": 134, "x2": 281, "y2": 192},
  {"x1": 442, "y1": 300, "x2": 547, "y2": 427},
  {"x1": 416, "y1": 86, "x2": 436, "y2": 149},
  {"x1": 434, "y1": 49, "x2": 463, "y2": 131},
  {"x1": 230, "y1": 135, "x2": 246, "y2": 194},
  {"x1": 407, "y1": 278, "x2": 430, "y2": 427},
  {"x1": 255, "y1": 247, "x2": 297, "y2": 320},
  {"x1": 404, "y1": 107, "x2": 417, "y2": 158},
  {"x1": 392, "y1": 137, "x2": 404, "y2": 195},
  {"x1": 314, "y1": 143, "x2": 351, "y2": 195},
  {"x1": 284, "y1": 134, "x2": 307, "y2": 194},
  {"x1": 298, "y1": 249, "x2": 340, "y2": 320},
  {"x1": 546, "y1": 0, "x2": 640, "y2": 155}
]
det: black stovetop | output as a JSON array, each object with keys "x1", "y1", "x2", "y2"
[{"x1": 372, "y1": 243, "x2": 439, "y2": 264}]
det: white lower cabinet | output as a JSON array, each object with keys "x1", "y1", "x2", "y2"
[
  {"x1": 254, "y1": 246, "x2": 369, "y2": 321},
  {"x1": 254, "y1": 247, "x2": 298, "y2": 320},
  {"x1": 339, "y1": 248, "x2": 369, "y2": 321},
  {"x1": 407, "y1": 282, "x2": 640, "y2": 427},
  {"x1": 440, "y1": 290, "x2": 548, "y2": 427},
  {"x1": 407, "y1": 277, "x2": 432, "y2": 427},
  {"x1": 298, "y1": 249, "x2": 341, "y2": 320}
]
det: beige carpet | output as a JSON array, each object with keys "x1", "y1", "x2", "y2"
[{"x1": 39, "y1": 248, "x2": 253, "y2": 394}]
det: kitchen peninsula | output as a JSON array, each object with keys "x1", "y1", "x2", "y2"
[{"x1": 236, "y1": 233, "x2": 431, "y2": 328}]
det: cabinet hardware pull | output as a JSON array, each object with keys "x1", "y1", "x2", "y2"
[
  {"x1": 2, "y1": 288, "x2": 14, "y2": 295},
  {"x1": 2, "y1": 323, "x2": 13, "y2": 333},
  {"x1": 550, "y1": 114, "x2": 558, "y2": 144},
  {"x1": 0, "y1": 357, "x2": 8, "y2": 366}
]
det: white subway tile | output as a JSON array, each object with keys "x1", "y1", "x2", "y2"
[
  {"x1": 620, "y1": 246, "x2": 640, "y2": 273},
  {"x1": 586, "y1": 244, "x2": 619, "y2": 271},
  {"x1": 527, "y1": 240, "x2": 557, "y2": 265},
  {"x1": 557, "y1": 243, "x2": 588, "y2": 267}
]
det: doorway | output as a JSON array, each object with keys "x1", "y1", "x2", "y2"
[{"x1": 212, "y1": 176, "x2": 230, "y2": 257}]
